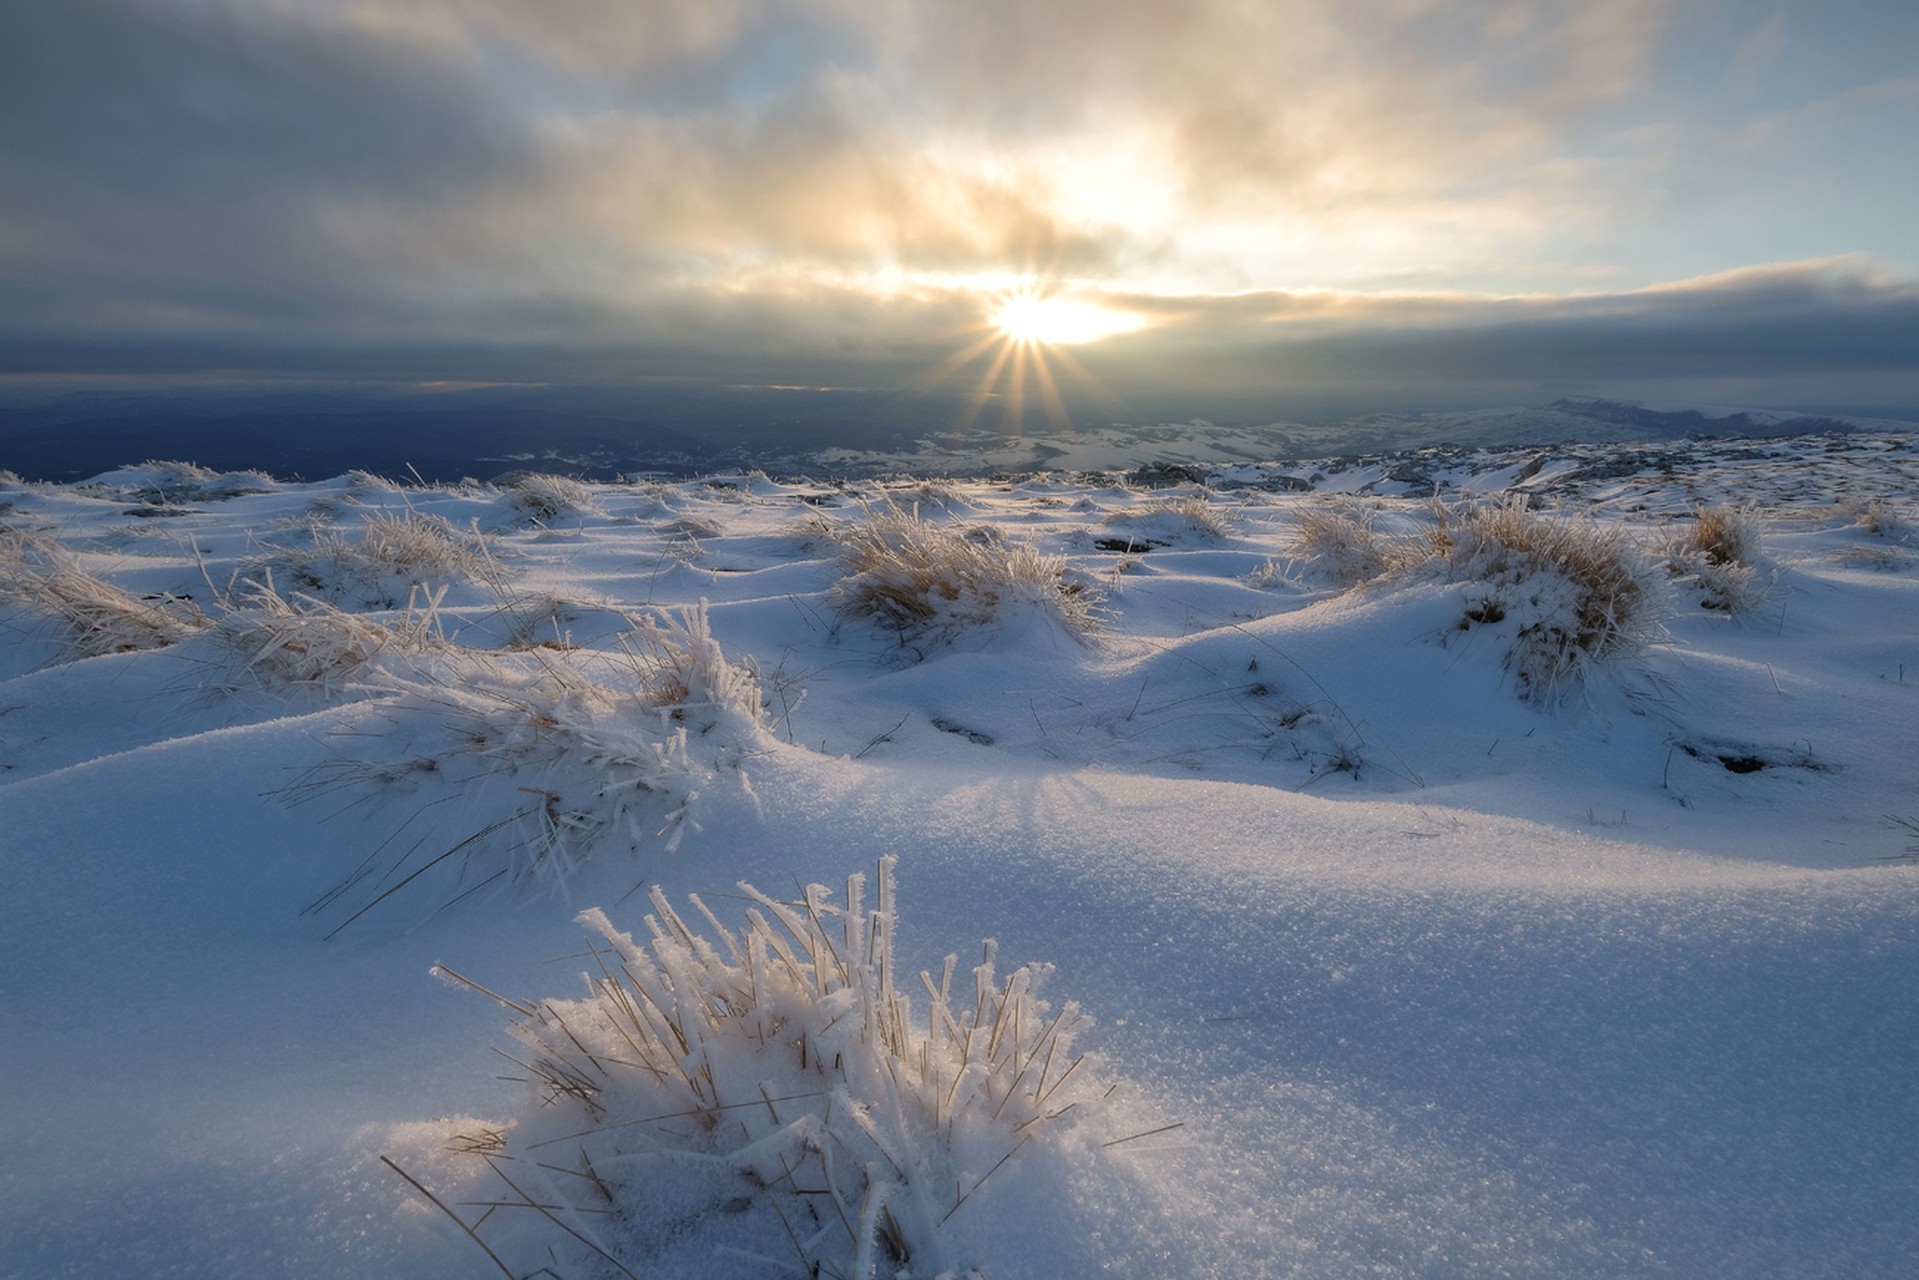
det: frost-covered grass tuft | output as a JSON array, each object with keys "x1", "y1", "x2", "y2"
[
  {"x1": 254, "y1": 509, "x2": 485, "y2": 608},
  {"x1": 301, "y1": 604, "x2": 766, "y2": 931},
  {"x1": 497, "y1": 472, "x2": 601, "y2": 526},
  {"x1": 1105, "y1": 496, "x2": 1231, "y2": 542},
  {"x1": 1287, "y1": 500, "x2": 1396, "y2": 584},
  {"x1": 209, "y1": 575, "x2": 445, "y2": 694},
  {"x1": 113, "y1": 459, "x2": 276, "y2": 504},
  {"x1": 1287, "y1": 496, "x2": 1663, "y2": 701},
  {"x1": 832, "y1": 505, "x2": 1099, "y2": 655},
  {"x1": 402, "y1": 858, "x2": 1096, "y2": 1280},
  {"x1": 0, "y1": 530, "x2": 205, "y2": 661},
  {"x1": 1665, "y1": 505, "x2": 1775, "y2": 616},
  {"x1": 1678, "y1": 504, "x2": 1765, "y2": 568},
  {"x1": 1425, "y1": 497, "x2": 1665, "y2": 701},
  {"x1": 1848, "y1": 497, "x2": 1913, "y2": 544}
]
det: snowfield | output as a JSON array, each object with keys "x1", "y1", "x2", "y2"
[{"x1": 2, "y1": 433, "x2": 1916, "y2": 1279}]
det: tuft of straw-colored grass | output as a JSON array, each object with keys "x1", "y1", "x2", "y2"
[
  {"x1": 402, "y1": 857, "x2": 1096, "y2": 1279},
  {"x1": 831, "y1": 505, "x2": 1099, "y2": 655},
  {"x1": 1286, "y1": 500, "x2": 1397, "y2": 585},
  {"x1": 1664, "y1": 504, "x2": 1774, "y2": 616},
  {"x1": 1674, "y1": 504, "x2": 1764, "y2": 568},
  {"x1": 1289, "y1": 496, "x2": 1663, "y2": 701},
  {"x1": 0, "y1": 530, "x2": 205, "y2": 661},
  {"x1": 253, "y1": 509, "x2": 485, "y2": 607},
  {"x1": 1426, "y1": 497, "x2": 1663, "y2": 699},
  {"x1": 498, "y1": 472, "x2": 600, "y2": 525}
]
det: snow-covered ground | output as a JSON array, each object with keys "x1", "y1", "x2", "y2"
[{"x1": 2, "y1": 434, "x2": 1915, "y2": 1279}]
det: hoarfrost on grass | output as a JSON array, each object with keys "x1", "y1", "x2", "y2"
[{"x1": 402, "y1": 859, "x2": 1100, "y2": 1280}]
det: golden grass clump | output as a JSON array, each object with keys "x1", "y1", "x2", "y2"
[
  {"x1": 832, "y1": 505, "x2": 1099, "y2": 654},
  {"x1": 1663, "y1": 504, "x2": 1773, "y2": 615},
  {"x1": 1428, "y1": 497, "x2": 1662, "y2": 699},
  {"x1": 1286, "y1": 495, "x2": 1663, "y2": 701}
]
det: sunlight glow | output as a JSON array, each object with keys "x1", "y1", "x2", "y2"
[
  {"x1": 905, "y1": 280, "x2": 1141, "y2": 441},
  {"x1": 994, "y1": 293, "x2": 1144, "y2": 345}
]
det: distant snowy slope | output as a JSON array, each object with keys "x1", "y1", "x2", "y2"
[
  {"x1": 796, "y1": 398, "x2": 1916, "y2": 477},
  {"x1": 3, "y1": 390, "x2": 1912, "y2": 482}
]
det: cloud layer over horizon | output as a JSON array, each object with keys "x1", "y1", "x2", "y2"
[{"x1": 3, "y1": 0, "x2": 1915, "y2": 420}]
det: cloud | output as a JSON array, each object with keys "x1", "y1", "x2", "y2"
[
  {"x1": 1065, "y1": 257, "x2": 1919, "y2": 414},
  {"x1": 0, "y1": 0, "x2": 1913, "y2": 421}
]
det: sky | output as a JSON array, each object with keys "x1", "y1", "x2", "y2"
[{"x1": 2, "y1": 0, "x2": 1917, "y2": 426}]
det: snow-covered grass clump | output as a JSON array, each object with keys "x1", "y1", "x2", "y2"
[
  {"x1": 1664, "y1": 504, "x2": 1776, "y2": 616},
  {"x1": 1103, "y1": 496, "x2": 1231, "y2": 544},
  {"x1": 1423, "y1": 497, "x2": 1664, "y2": 700},
  {"x1": 97, "y1": 459, "x2": 277, "y2": 505},
  {"x1": 206, "y1": 576, "x2": 445, "y2": 695},
  {"x1": 254, "y1": 509, "x2": 486, "y2": 608},
  {"x1": 0, "y1": 529, "x2": 204, "y2": 660},
  {"x1": 1285, "y1": 498, "x2": 1397, "y2": 584},
  {"x1": 495, "y1": 472, "x2": 602, "y2": 527},
  {"x1": 1848, "y1": 496, "x2": 1913, "y2": 543},
  {"x1": 406, "y1": 858, "x2": 1097, "y2": 1279},
  {"x1": 831, "y1": 505, "x2": 1100, "y2": 657},
  {"x1": 1283, "y1": 496, "x2": 1665, "y2": 700},
  {"x1": 303, "y1": 604, "x2": 767, "y2": 932}
]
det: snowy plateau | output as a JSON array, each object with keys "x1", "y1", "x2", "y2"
[{"x1": 1, "y1": 429, "x2": 1916, "y2": 1279}]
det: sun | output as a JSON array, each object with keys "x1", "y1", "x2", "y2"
[
  {"x1": 906, "y1": 278, "x2": 1144, "y2": 438},
  {"x1": 993, "y1": 290, "x2": 1143, "y2": 346}
]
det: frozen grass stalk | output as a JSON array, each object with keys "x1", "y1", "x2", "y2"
[{"x1": 399, "y1": 858, "x2": 1096, "y2": 1279}]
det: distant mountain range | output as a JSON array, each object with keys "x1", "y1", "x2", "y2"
[{"x1": 0, "y1": 386, "x2": 1911, "y2": 483}]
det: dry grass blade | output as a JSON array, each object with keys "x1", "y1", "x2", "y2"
[{"x1": 378, "y1": 1156, "x2": 519, "y2": 1280}]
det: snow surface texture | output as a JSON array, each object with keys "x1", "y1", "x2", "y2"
[{"x1": 1, "y1": 434, "x2": 1917, "y2": 1278}]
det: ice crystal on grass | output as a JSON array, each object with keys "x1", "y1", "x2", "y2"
[
  {"x1": 400, "y1": 858, "x2": 1097, "y2": 1280},
  {"x1": 208, "y1": 575, "x2": 445, "y2": 694}
]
